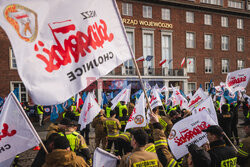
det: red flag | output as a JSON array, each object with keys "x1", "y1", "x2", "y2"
[
  {"x1": 181, "y1": 58, "x2": 186, "y2": 68},
  {"x1": 159, "y1": 59, "x2": 167, "y2": 66},
  {"x1": 136, "y1": 56, "x2": 145, "y2": 62}
]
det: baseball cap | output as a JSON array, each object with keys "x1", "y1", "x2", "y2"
[{"x1": 202, "y1": 125, "x2": 224, "y2": 137}]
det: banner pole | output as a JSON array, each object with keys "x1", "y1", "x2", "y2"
[
  {"x1": 131, "y1": 57, "x2": 153, "y2": 114},
  {"x1": 11, "y1": 92, "x2": 49, "y2": 154},
  {"x1": 222, "y1": 132, "x2": 238, "y2": 152}
]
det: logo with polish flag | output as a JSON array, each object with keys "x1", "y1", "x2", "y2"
[
  {"x1": 111, "y1": 84, "x2": 131, "y2": 110},
  {"x1": 0, "y1": 0, "x2": 133, "y2": 105},
  {"x1": 125, "y1": 92, "x2": 146, "y2": 131},
  {"x1": 159, "y1": 59, "x2": 167, "y2": 66},
  {"x1": 4, "y1": 4, "x2": 38, "y2": 42},
  {"x1": 187, "y1": 88, "x2": 208, "y2": 111},
  {"x1": 181, "y1": 57, "x2": 186, "y2": 68},
  {"x1": 136, "y1": 56, "x2": 145, "y2": 62}
]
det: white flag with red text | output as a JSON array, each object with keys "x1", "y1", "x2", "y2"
[
  {"x1": 187, "y1": 88, "x2": 208, "y2": 111},
  {"x1": 125, "y1": 92, "x2": 146, "y2": 131},
  {"x1": 168, "y1": 112, "x2": 217, "y2": 160},
  {"x1": 226, "y1": 68, "x2": 250, "y2": 94},
  {"x1": 0, "y1": 0, "x2": 132, "y2": 105},
  {"x1": 78, "y1": 92, "x2": 101, "y2": 130},
  {"x1": 150, "y1": 88, "x2": 163, "y2": 110},
  {"x1": 172, "y1": 87, "x2": 188, "y2": 110},
  {"x1": 0, "y1": 92, "x2": 39, "y2": 163},
  {"x1": 93, "y1": 147, "x2": 119, "y2": 167},
  {"x1": 192, "y1": 96, "x2": 218, "y2": 124},
  {"x1": 111, "y1": 84, "x2": 131, "y2": 110}
]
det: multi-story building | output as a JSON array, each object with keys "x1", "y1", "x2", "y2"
[{"x1": 0, "y1": 0, "x2": 249, "y2": 103}]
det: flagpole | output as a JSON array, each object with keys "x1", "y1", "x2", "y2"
[
  {"x1": 131, "y1": 57, "x2": 154, "y2": 114},
  {"x1": 11, "y1": 92, "x2": 48, "y2": 154},
  {"x1": 222, "y1": 132, "x2": 238, "y2": 152}
]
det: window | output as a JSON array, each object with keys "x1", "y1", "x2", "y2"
[
  {"x1": 161, "y1": 32, "x2": 172, "y2": 69},
  {"x1": 205, "y1": 58, "x2": 213, "y2": 73},
  {"x1": 124, "y1": 30, "x2": 135, "y2": 74},
  {"x1": 205, "y1": 82, "x2": 214, "y2": 92},
  {"x1": 143, "y1": 31, "x2": 154, "y2": 75},
  {"x1": 200, "y1": 0, "x2": 223, "y2": 6},
  {"x1": 204, "y1": 34, "x2": 213, "y2": 49},
  {"x1": 187, "y1": 57, "x2": 195, "y2": 73},
  {"x1": 186, "y1": 11, "x2": 194, "y2": 23},
  {"x1": 204, "y1": 14, "x2": 212, "y2": 25},
  {"x1": 221, "y1": 16, "x2": 228, "y2": 27},
  {"x1": 228, "y1": 0, "x2": 243, "y2": 9},
  {"x1": 237, "y1": 19, "x2": 243, "y2": 29},
  {"x1": 222, "y1": 59, "x2": 229, "y2": 73},
  {"x1": 10, "y1": 82, "x2": 28, "y2": 102},
  {"x1": 122, "y1": 3, "x2": 133, "y2": 16},
  {"x1": 188, "y1": 83, "x2": 196, "y2": 94},
  {"x1": 162, "y1": 8, "x2": 170, "y2": 20},
  {"x1": 221, "y1": 36, "x2": 229, "y2": 51},
  {"x1": 9, "y1": 47, "x2": 17, "y2": 69},
  {"x1": 186, "y1": 32, "x2": 195, "y2": 48},
  {"x1": 143, "y1": 6, "x2": 152, "y2": 18},
  {"x1": 237, "y1": 60, "x2": 244, "y2": 70},
  {"x1": 237, "y1": 37, "x2": 244, "y2": 52}
]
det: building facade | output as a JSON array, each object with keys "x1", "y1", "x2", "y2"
[{"x1": 0, "y1": 0, "x2": 249, "y2": 103}]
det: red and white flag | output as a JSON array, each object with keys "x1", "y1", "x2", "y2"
[
  {"x1": 0, "y1": 0, "x2": 132, "y2": 105},
  {"x1": 226, "y1": 68, "x2": 250, "y2": 94},
  {"x1": 172, "y1": 87, "x2": 188, "y2": 110},
  {"x1": 75, "y1": 93, "x2": 83, "y2": 109},
  {"x1": 78, "y1": 92, "x2": 101, "y2": 130},
  {"x1": 111, "y1": 84, "x2": 131, "y2": 110},
  {"x1": 168, "y1": 112, "x2": 217, "y2": 160},
  {"x1": 187, "y1": 88, "x2": 208, "y2": 111},
  {"x1": 125, "y1": 92, "x2": 146, "y2": 131},
  {"x1": 192, "y1": 96, "x2": 218, "y2": 124},
  {"x1": 93, "y1": 147, "x2": 119, "y2": 167},
  {"x1": 159, "y1": 59, "x2": 167, "y2": 66},
  {"x1": 181, "y1": 58, "x2": 186, "y2": 68},
  {"x1": 0, "y1": 92, "x2": 39, "y2": 163},
  {"x1": 136, "y1": 56, "x2": 145, "y2": 62},
  {"x1": 150, "y1": 88, "x2": 163, "y2": 109}
]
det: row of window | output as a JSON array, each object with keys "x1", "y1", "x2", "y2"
[
  {"x1": 186, "y1": 32, "x2": 244, "y2": 51},
  {"x1": 188, "y1": 82, "x2": 215, "y2": 93},
  {"x1": 186, "y1": 57, "x2": 245, "y2": 74},
  {"x1": 122, "y1": 3, "x2": 244, "y2": 29}
]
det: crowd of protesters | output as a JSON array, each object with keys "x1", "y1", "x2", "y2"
[{"x1": 19, "y1": 91, "x2": 250, "y2": 167}]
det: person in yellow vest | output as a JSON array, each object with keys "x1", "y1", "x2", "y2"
[
  {"x1": 37, "y1": 105, "x2": 44, "y2": 127},
  {"x1": 104, "y1": 110, "x2": 121, "y2": 155},
  {"x1": 119, "y1": 128, "x2": 163, "y2": 167},
  {"x1": 120, "y1": 109, "x2": 129, "y2": 132},
  {"x1": 119, "y1": 101, "x2": 128, "y2": 117},
  {"x1": 105, "y1": 102, "x2": 112, "y2": 118},
  {"x1": 58, "y1": 119, "x2": 92, "y2": 166},
  {"x1": 92, "y1": 109, "x2": 107, "y2": 149}
]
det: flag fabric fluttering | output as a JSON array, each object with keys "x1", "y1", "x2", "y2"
[
  {"x1": 136, "y1": 56, "x2": 145, "y2": 62},
  {"x1": 172, "y1": 87, "x2": 188, "y2": 110},
  {"x1": 78, "y1": 93, "x2": 101, "y2": 130},
  {"x1": 111, "y1": 84, "x2": 131, "y2": 110},
  {"x1": 159, "y1": 59, "x2": 167, "y2": 66},
  {"x1": 187, "y1": 88, "x2": 208, "y2": 111},
  {"x1": 181, "y1": 57, "x2": 186, "y2": 68},
  {"x1": 146, "y1": 56, "x2": 153, "y2": 61},
  {"x1": 150, "y1": 88, "x2": 163, "y2": 109},
  {"x1": 93, "y1": 147, "x2": 119, "y2": 167},
  {"x1": 0, "y1": 0, "x2": 133, "y2": 105},
  {"x1": 0, "y1": 92, "x2": 40, "y2": 163},
  {"x1": 125, "y1": 92, "x2": 146, "y2": 131}
]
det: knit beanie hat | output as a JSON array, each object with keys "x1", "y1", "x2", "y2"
[{"x1": 53, "y1": 136, "x2": 70, "y2": 149}]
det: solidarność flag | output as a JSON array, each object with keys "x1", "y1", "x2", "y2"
[{"x1": 0, "y1": 0, "x2": 132, "y2": 105}]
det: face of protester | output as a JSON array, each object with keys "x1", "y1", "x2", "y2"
[
  {"x1": 206, "y1": 132, "x2": 217, "y2": 143},
  {"x1": 131, "y1": 135, "x2": 137, "y2": 149}
]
